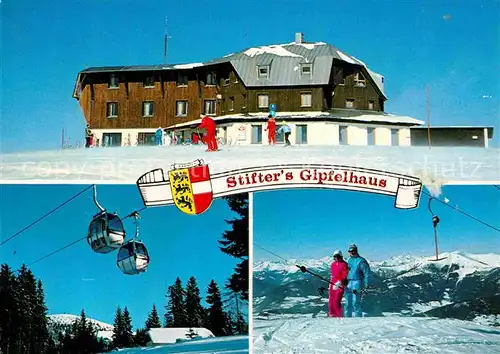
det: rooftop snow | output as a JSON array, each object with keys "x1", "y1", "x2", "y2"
[
  {"x1": 165, "y1": 111, "x2": 423, "y2": 129},
  {"x1": 336, "y1": 50, "x2": 358, "y2": 64},
  {"x1": 243, "y1": 45, "x2": 303, "y2": 58},
  {"x1": 173, "y1": 63, "x2": 204, "y2": 69},
  {"x1": 284, "y1": 42, "x2": 327, "y2": 50},
  {"x1": 0, "y1": 146, "x2": 498, "y2": 183}
]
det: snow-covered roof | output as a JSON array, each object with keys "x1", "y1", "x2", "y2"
[
  {"x1": 166, "y1": 111, "x2": 423, "y2": 129},
  {"x1": 208, "y1": 42, "x2": 386, "y2": 97},
  {"x1": 148, "y1": 328, "x2": 215, "y2": 344},
  {"x1": 77, "y1": 37, "x2": 387, "y2": 98}
]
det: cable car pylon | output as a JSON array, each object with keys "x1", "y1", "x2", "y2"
[{"x1": 428, "y1": 196, "x2": 446, "y2": 262}]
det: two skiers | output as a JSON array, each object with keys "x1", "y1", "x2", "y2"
[{"x1": 328, "y1": 243, "x2": 370, "y2": 318}]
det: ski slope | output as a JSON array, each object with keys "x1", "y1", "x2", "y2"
[
  {"x1": 0, "y1": 145, "x2": 499, "y2": 184},
  {"x1": 104, "y1": 335, "x2": 248, "y2": 353},
  {"x1": 253, "y1": 316, "x2": 500, "y2": 353}
]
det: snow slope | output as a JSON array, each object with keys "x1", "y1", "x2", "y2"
[
  {"x1": 105, "y1": 335, "x2": 248, "y2": 353},
  {"x1": 1, "y1": 145, "x2": 499, "y2": 183},
  {"x1": 253, "y1": 316, "x2": 500, "y2": 353}
]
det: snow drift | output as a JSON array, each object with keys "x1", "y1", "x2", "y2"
[
  {"x1": 1, "y1": 145, "x2": 498, "y2": 183},
  {"x1": 253, "y1": 316, "x2": 500, "y2": 353}
]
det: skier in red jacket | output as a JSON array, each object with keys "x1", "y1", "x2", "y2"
[
  {"x1": 264, "y1": 115, "x2": 276, "y2": 145},
  {"x1": 198, "y1": 116, "x2": 218, "y2": 151},
  {"x1": 329, "y1": 249, "x2": 349, "y2": 317}
]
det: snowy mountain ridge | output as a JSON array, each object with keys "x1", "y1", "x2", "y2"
[
  {"x1": 253, "y1": 251, "x2": 500, "y2": 323},
  {"x1": 48, "y1": 314, "x2": 114, "y2": 331},
  {"x1": 255, "y1": 251, "x2": 500, "y2": 279}
]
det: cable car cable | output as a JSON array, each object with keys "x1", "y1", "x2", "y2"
[
  {"x1": 421, "y1": 190, "x2": 500, "y2": 233},
  {"x1": 0, "y1": 185, "x2": 94, "y2": 247}
]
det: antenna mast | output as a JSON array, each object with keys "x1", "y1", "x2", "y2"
[
  {"x1": 164, "y1": 17, "x2": 172, "y2": 64},
  {"x1": 426, "y1": 85, "x2": 432, "y2": 149}
]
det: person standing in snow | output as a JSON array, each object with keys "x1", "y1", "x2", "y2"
[
  {"x1": 329, "y1": 250, "x2": 349, "y2": 318},
  {"x1": 344, "y1": 244, "x2": 370, "y2": 317},
  {"x1": 198, "y1": 116, "x2": 218, "y2": 151},
  {"x1": 155, "y1": 127, "x2": 163, "y2": 146},
  {"x1": 164, "y1": 130, "x2": 172, "y2": 146},
  {"x1": 85, "y1": 124, "x2": 93, "y2": 148},
  {"x1": 191, "y1": 131, "x2": 200, "y2": 145},
  {"x1": 277, "y1": 121, "x2": 291, "y2": 146},
  {"x1": 264, "y1": 115, "x2": 276, "y2": 145}
]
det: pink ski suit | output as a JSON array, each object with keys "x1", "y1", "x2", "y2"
[{"x1": 329, "y1": 259, "x2": 348, "y2": 317}]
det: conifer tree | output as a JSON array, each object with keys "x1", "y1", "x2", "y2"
[
  {"x1": 0, "y1": 264, "x2": 20, "y2": 354},
  {"x1": 220, "y1": 194, "x2": 249, "y2": 300},
  {"x1": 164, "y1": 278, "x2": 187, "y2": 327},
  {"x1": 205, "y1": 280, "x2": 229, "y2": 336},
  {"x1": 145, "y1": 304, "x2": 162, "y2": 329},
  {"x1": 121, "y1": 307, "x2": 134, "y2": 347},
  {"x1": 112, "y1": 307, "x2": 124, "y2": 349},
  {"x1": 186, "y1": 276, "x2": 204, "y2": 328}
]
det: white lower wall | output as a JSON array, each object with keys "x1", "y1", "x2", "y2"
[
  {"x1": 347, "y1": 125, "x2": 368, "y2": 145},
  {"x1": 374, "y1": 127, "x2": 391, "y2": 146},
  {"x1": 399, "y1": 128, "x2": 411, "y2": 146},
  {"x1": 89, "y1": 123, "x2": 414, "y2": 147}
]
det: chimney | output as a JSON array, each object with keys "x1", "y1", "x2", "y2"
[{"x1": 295, "y1": 32, "x2": 304, "y2": 44}]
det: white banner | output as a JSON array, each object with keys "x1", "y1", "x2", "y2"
[{"x1": 136, "y1": 162, "x2": 423, "y2": 211}]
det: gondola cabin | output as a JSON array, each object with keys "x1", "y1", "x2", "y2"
[
  {"x1": 117, "y1": 240, "x2": 150, "y2": 275},
  {"x1": 87, "y1": 211, "x2": 125, "y2": 253}
]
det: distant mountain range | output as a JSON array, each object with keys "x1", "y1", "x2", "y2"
[{"x1": 253, "y1": 251, "x2": 500, "y2": 326}]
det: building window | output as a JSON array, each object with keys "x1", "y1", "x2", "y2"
[
  {"x1": 106, "y1": 102, "x2": 118, "y2": 118},
  {"x1": 296, "y1": 125, "x2": 308, "y2": 144},
  {"x1": 354, "y1": 72, "x2": 366, "y2": 87},
  {"x1": 345, "y1": 99, "x2": 354, "y2": 109},
  {"x1": 367, "y1": 127, "x2": 375, "y2": 145},
  {"x1": 391, "y1": 129, "x2": 399, "y2": 146},
  {"x1": 368, "y1": 101, "x2": 375, "y2": 110},
  {"x1": 204, "y1": 100, "x2": 216, "y2": 115},
  {"x1": 251, "y1": 125, "x2": 262, "y2": 144},
  {"x1": 258, "y1": 94, "x2": 269, "y2": 109},
  {"x1": 206, "y1": 72, "x2": 216, "y2": 85},
  {"x1": 300, "y1": 64, "x2": 312, "y2": 75},
  {"x1": 229, "y1": 97, "x2": 235, "y2": 111},
  {"x1": 109, "y1": 74, "x2": 119, "y2": 89},
  {"x1": 102, "y1": 133, "x2": 122, "y2": 147},
  {"x1": 177, "y1": 73, "x2": 188, "y2": 86},
  {"x1": 339, "y1": 125, "x2": 348, "y2": 145},
  {"x1": 143, "y1": 76, "x2": 155, "y2": 88},
  {"x1": 137, "y1": 132, "x2": 156, "y2": 146},
  {"x1": 300, "y1": 93, "x2": 312, "y2": 107},
  {"x1": 258, "y1": 66, "x2": 269, "y2": 78},
  {"x1": 176, "y1": 100, "x2": 188, "y2": 116},
  {"x1": 142, "y1": 101, "x2": 154, "y2": 117}
]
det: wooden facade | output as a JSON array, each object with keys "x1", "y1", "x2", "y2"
[{"x1": 76, "y1": 61, "x2": 386, "y2": 129}]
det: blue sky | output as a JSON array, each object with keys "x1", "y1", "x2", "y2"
[
  {"x1": 0, "y1": 184, "x2": 246, "y2": 328},
  {"x1": 2, "y1": 0, "x2": 499, "y2": 153},
  {"x1": 253, "y1": 185, "x2": 500, "y2": 262}
]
